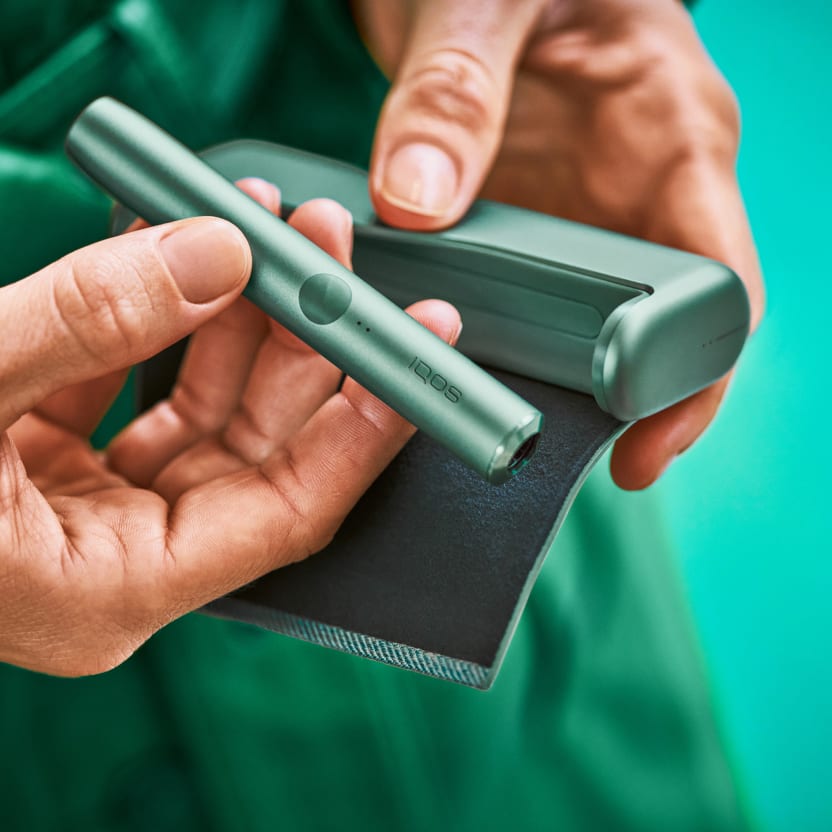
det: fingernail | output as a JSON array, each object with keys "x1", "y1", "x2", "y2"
[
  {"x1": 381, "y1": 143, "x2": 458, "y2": 216},
  {"x1": 161, "y1": 219, "x2": 250, "y2": 303},
  {"x1": 242, "y1": 178, "x2": 281, "y2": 212}
]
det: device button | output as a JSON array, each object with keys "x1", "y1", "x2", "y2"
[{"x1": 298, "y1": 273, "x2": 352, "y2": 325}]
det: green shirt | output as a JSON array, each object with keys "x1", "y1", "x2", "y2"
[{"x1": 0, "y1": 2, "x2": 750, "y2": 829}]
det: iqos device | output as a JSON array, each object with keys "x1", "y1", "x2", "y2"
[
  {"x1": 65, "y1": 98, "x2": 542, "y2": 484},
  {"x1": 114, "y1": 142, "x2": 749, "y2": 423}
]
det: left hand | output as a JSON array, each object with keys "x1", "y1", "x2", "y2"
[
  {"x1": 0, "y1": 179, "x2": 460, "y2": 675},
  {"x1": 355, "y1": 0, "x2": 764, "y2": 488}
]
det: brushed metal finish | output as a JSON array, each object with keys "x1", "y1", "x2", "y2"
[
  {"x1": 167, "y1": 140, "x2": 751, "y2": 421},
  {"x1": 66, "y1": 98, "x2": 543, "y2": 484}
]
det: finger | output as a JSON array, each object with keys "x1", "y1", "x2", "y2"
[
  {"x1": 612, "y1": 155, "x2": 762, "y2": 489},
  {"x1": 108, "y1": 181, "x2": 282, "y2": 485},
  {"x1": 111, "y1": 196, "x2": 352, "y2": 487},
  {"x1": 8, "y1": 414, "x2": 126, "y2": 495},
  {"x1": 286, "y1": 198, "x2": 354, "y2": 270},
  {"x1": 31, "y1": 179, "x2": 280, "y2": 439},
  {"x1": 369, "y1": 0, "x2": 546, "y2": 230},
  {"x1": 611, "y1": 375, "x2": 729, "y2": 490},
  {"x1": 220, "y1": 199, "x2": 353, "y2": 462},
  {"x1": 154, "y1": 299, "x2": 461, "y2": 505},
  {"x1": 107, "y1": 297, "x2": 267, "y2": 487},
  {"x1": 0, "y1": 218, "x2": 251, "y2": 433},
  {"x1": 160, "y1": 299, "x2": 462, "y2": 607},
  {"x1": 122, "y1": 176, "x2": 281, "y2": 233},
  {"x1": 646, "y1": 155, "x2": 765, "y2": 331},
  {"x1": 149, "y1": 200, "x2": 357, "y2": 499},
  {"x1": 34, "y1": 371, "x2": 130, "y2": 437}
]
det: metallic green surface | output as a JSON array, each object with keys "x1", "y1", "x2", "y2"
[
  {"x1": 167, "y1": 139, "x2": 750, "y2": 422},
  {"x1": 66, "y1": 97, "x2": 542, "y2": 484}
]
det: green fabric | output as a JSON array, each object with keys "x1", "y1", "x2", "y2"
[{"x1": 0, "y1": 1, "x2": 750, "y2": 830}]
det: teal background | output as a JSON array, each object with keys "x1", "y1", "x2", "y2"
[{"x1": 660, "y1": 2, "x2": 831, "y2": 830}]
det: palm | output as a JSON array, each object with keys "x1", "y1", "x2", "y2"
[
  {"x1": 4, "y1": 279, "x2": 338, "y2": 647},
  {"x1": 3, "y1": 409, "x2": 170, "y2": 670},
  {"x1": 8, "y1": 289, "x2": 337, "y2": 562},
  {"x1": 1, "y1": 196, "x2": 346, "y2": 667},
  {"x1": 1, "y1": 186, "x2": 458, "y2": 676},
  {"x1": 7, "y1": 306, "x2": 312, "y2": 571},
  {"x1": 2, "y1": 294, "x2": 337, "y2": 669}
]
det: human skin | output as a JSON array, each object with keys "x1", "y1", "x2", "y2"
[
  {"x1": 0, "y1": 180, "x2": 460, "y2": 675},
  {"x1": 354, "y1": 0, "x2": 765, "y2": 488}
]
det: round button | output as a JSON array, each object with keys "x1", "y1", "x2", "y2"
[{"x1": 298, "y1": 273, "x2": 352, "y2": 325}]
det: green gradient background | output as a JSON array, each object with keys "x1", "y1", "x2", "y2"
[{"x1": 660, "y1": 2, "x2": 831, "y2": 830}]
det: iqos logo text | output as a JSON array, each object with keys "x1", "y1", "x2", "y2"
[{"x1": 408, "y1": 357, "x2": 462, "y2": 403}]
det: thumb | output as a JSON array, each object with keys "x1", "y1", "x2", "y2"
[
  {"x1": 369, "y1": 0, "x2": 545, "y2": 230},
  {"x1": 0, "y1": 217, "x2": 250, "y2": 431}
]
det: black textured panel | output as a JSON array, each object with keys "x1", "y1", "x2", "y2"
[{"x1": 136, "y1": 352, "x2": 623, "y2": 685}]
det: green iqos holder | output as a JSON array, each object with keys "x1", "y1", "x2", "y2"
[
  {"x1": 66, "y1": 98, "x2": 542, "y2": 484},
  {"x1": 110, "y1": 130, "x2": 750, "y2": 423}
]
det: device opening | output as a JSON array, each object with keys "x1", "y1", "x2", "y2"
[{"x1": 508, "y1": 433, "x2": 540, "y2": 474}]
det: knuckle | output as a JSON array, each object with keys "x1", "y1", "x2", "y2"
[
  {"x1": 55, "y1": 248, "x2": 160, "y2": 370},
  {"x1": 222, "y1": 402, "x2": 275, "y2": 465},
  {"x1": 262, "y1": 450, "x2": 330, "y2": 559},
  {"x1": 403, "y1": 48, "x2": 499, "y2": 135},
  {"x1": 706, "y1": 73, "x2": 741, "y2": 147},
  {"x1": 635, "y1": 32, "x2": 741, "y2": 161},
  {"x1": 169, "y1": 379, "x2": 222, "y2": 434},
  {"x1": 678, "y1": 77, "x2": 741, "y2": 163}
]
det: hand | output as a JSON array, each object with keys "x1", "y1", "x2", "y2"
[
  {"x1": 0, "y1": 180, "x2": 460, "y2": 675},
  {"x1": 356, "y1": 0, "x2": 764, "y2": 488}
]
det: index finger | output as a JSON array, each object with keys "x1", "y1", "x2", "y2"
[
  {"x1": 644, "y1": 154, "x2": 764, "y2": 329},
  {"x1": 611, "y1": 155, "x2": 763, "y2": 489}
]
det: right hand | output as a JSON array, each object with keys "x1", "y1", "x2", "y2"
[
  {"x1": 0, "y1": 179, "x2": 460, "y2": 676},
  {"x1": 359, "y1": 0, "x2": 763, "y2": 489}
]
